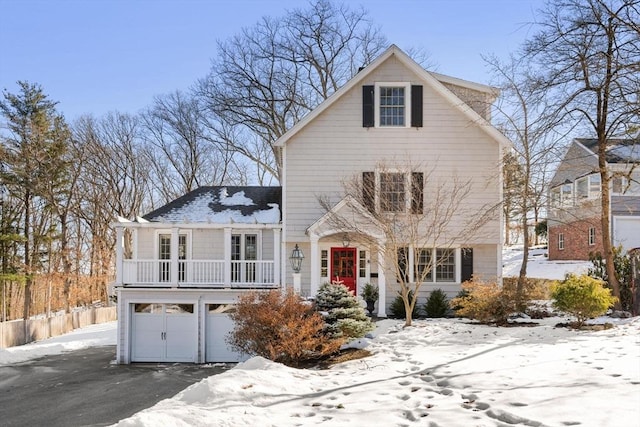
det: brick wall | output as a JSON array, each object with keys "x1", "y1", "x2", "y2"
[{"x1": 548, "y1": 217, "x2": 603, "y2": 260}]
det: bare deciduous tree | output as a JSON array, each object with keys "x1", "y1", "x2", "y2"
[
  {"x1": 141, "y1": 91, "x2": 240, "y2": 202},
  {"x1": 522, "y1": 0, "x2": 640, "y2": 305},
  {"x1": 319, "y1": 160, "x2": 499, "y2": 327},
  {"x1": 485, "y1": 53, "x2": 571, "y2": 306},
  {"x1": 197, "y1": 0, "x2": 388, "y2": 182}
]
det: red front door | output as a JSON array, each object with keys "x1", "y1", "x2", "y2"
[{"x1": 331, "y1": 247, "x2": 357, "y2": 294}]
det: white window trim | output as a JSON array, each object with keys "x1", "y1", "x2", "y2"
[
  {"x1": 155, "y1": 229, "x2": 192, "y2": 260},
  {"x1": 558, "y1": 233, "x2": 565, "y2": 251},
  {"x1": 231, "y1": 231, "x2": 263, "y2": 261},
  {"x1": 588, "y1": 227, "x2": 596, "y2": 246},
  {"x1": 374, "y1": 82, "x2": 411, "y2": 128},
  {"x1": 412, "y1": 247, "x2": 460, "y2": 284}
]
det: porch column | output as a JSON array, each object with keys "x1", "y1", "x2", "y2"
[
  {"x1": 115, "y1": 225, "x2": 123, "y2": 285},
  {"x1": 273, "y1": 228, "x2": 281, "y2": 287},
  {"x1": 310, "y1": 234, "x2": 320, "y2": 297},
  {"x1": 224, "y1": 227, "x2": 232, "y2": 286},
  {"x1": 377, "y1": 248, "x2": 387, "y2": 317},
  {"x1": 171, "y1": 227, "x2": 179, "y2": 287}
]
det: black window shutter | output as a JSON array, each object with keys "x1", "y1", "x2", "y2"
[
  {"x1": 461, "y1": 248, "x2": 473, "y2": 282},
  {"x1": 411, "y1": 172, "x2": 424, "y2": 214},
  {"x1": 363, "y1": 85, "x2": 374, "y2": 127},
  {"x1": 362, "y1": 171, "x2": 375, "y2": 212},
  {"x1": 411, "y1": 85, "x2": 423, "y2": 127}
]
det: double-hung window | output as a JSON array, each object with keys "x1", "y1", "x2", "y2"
[
  {"x1": 435, "y1": 249, "x2": 455, "y2": 282},
  {"x1": 380, "y1": 172, "x2": 406, "y2": 212},
  {"x1": 363, "y1": 171, "x2": 424, "y2": 214},
  {"x1": 362, "y1": 83, "x2": 422, "y2": 128},
  {"x1": 379, "y1": 86, "x2": 406, "y2": 126},
  {"x1": 399, "y1": 247, "x2": 458, "y2": 284}
]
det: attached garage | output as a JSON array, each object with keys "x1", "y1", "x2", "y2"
[
  {"x1": 614, "y1": 216, "x2": 640, "y2": 252},
  {"x1": 131, "y1": 303, "x2": 197, "y2": 363},
  {"x1": 117, "y1": 288, "x2": 249, "y2": 364},
  {"x1": 206, "y1": 304, "x2": 246, "y2": 363}
]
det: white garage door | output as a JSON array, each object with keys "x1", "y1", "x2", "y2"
[
  {"x1": 131, "y1": 303, "x2": 197, "y2": 363},
  {"x1": 614, "y1": 217, "x2": 640, "y2": 252},
  {"x1": 206, "y1": 304, "x2": 246, "y2": 363}
]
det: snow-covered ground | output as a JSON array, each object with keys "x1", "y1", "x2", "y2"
[
  {"x1": 113, "y1": 316, "x2": 639, "y2": 427},
  {"x1": 502, "y1": 246, "x2": 591, "y2": 280},
  {"x1": 2, "y1": 253, "x2": 638, "y2": 426},
  {"x1": 0, "y1": 321, "x2": 116, "y2": 366}
]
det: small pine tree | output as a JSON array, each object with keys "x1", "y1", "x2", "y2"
[
  {"x1": 315, "y1": 282, "x2": 374, "y2": 339},
  {"x1": 424, "y1": 289, "x2": 449, "y2": 318}
]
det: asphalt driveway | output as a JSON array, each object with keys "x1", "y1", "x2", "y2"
[{"x1": 0, "y1": 346, "x2": 230, "y2": 426}]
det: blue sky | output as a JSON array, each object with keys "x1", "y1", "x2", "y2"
[{"x1": 0, "y1": 0, "x2": 545, "y2": 121}]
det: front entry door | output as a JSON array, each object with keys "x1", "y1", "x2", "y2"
[{"x1": 331, "y1": 247, "x2": 357, "y2": 294}]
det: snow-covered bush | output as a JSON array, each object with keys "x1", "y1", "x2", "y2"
[
  {"x1": 551, "y1": 274, "x2": 618, "y2": 327},
  {"x1": 315, "y1": 281, "x2": 374, "y2": 340},
  {"x1": 227, "y1": 289, "x2": 343, "y2": 367}
]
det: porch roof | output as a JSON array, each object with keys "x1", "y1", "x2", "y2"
[{"x1": 120, "y1": 186, "x2": 282, "y2": 225}]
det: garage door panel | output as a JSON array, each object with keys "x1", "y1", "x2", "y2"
[
  {"x1": 206, "y1": 314, "x2": 246, "y2": 363},
  {"x1": 614, "y1": 217, "x2": 640, "y2": 252},
  {"x1": 131, "y1": 304, "x2": 196, "y2": 363},
  {"x1": 131, "y1": 314, "x2": 164, "y2": 362},
  {"x1": 166, "y1": 314, "x2": 197, "y2": 362}
]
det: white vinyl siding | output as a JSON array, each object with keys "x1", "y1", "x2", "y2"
[{"x1": 282, "y1": 56, "x2": 503, "y2": 291}]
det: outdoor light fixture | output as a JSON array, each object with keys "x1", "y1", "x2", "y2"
[
  {"x1": 289, "y1": 244, "x2": 304, "y2": 273},
  {"x1": 342, "y1": 233, "x2": 350, "y2": 247}
]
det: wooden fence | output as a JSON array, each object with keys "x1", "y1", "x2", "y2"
[{"x1": 0, "y1": 306, "x2": 117, "y2": 349}]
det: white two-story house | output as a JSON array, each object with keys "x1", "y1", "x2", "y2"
[{"x1": 112, "y1": 45, "x2": 509, "y2": 364}]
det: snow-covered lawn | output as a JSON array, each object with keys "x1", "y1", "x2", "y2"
[
  {"x1": 2, "y1": 252, "x2": 638, "y2": 426},
  {"x1": 502, "y1": 246, "x2": 591, "y2": 280},
  {"x1": 113, "y1": 316, "x2": 639, "y2": 427}
]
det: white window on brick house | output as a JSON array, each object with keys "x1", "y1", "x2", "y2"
[
  {"x1": 589, "y1": 227, "x2": 596, "y2": 246},
  {"x1": 588, "y1": 174, "x2": 601, "y2": 198},
  {"x1": 561, "y1": 184, "x2": 573, "y2": 207},
  {"x1": 558, "y1": 233, "x2": 565, "y2": 250}
]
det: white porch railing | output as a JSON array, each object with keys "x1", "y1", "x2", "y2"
[{"x1": 121, "y1": 259, "x2": 277, "y2": 288}]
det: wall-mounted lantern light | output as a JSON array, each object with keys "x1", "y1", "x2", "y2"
[{"x1": 289, "y1": 244, "x2": 304, "y2": 273}]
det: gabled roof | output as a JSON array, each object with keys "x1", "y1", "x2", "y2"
[
  {"x1": 141, "y1": 186, "x2": 282, "y2": 224},
  {"x1": 307, "y1": 196, "x2": 385, "y2": 241},
  {"x1": 577, "y1": 138, "x2": 640, "y2": 164},
  {"x1": 274, "y1": 44, "x2": 511, "y2": 149}
]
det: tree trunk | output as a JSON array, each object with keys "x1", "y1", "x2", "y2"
[{"x1": 599, "y1": 157, "x2": 622, "y2": 309}]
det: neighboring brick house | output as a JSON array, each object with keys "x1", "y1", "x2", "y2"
[{"x1": 548, "y1": 138, "x2": 640, "y2": 260}]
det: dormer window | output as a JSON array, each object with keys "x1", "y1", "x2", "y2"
[{"x1": 363, "y1": 83, "x2": 423, "y2": 128}]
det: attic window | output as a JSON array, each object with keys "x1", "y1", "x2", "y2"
[
  {"x1": 379, "y1": 86, "x2": 406, "y2": 126},
  {"x1": 363, "y1": 83, "x2": 423, "y2": 128}
]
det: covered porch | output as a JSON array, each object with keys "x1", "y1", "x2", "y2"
[
  {"x1": 306, "y1": 196, "x2": 387, "y2": 317},
  {"x1": 113, "y1": 219, "x2": 282, "y2": 289}
]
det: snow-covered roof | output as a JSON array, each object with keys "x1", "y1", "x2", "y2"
[
  {"x1": 141, "y1": 186, "x2": 281, "y2": 224},
  {"x1": 578, "y1": 138, "x2": 640, "y2": 163}
]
